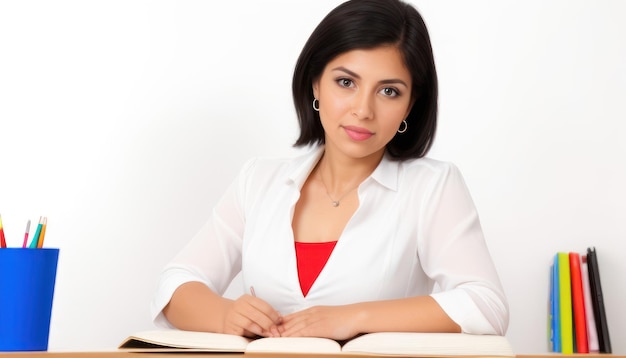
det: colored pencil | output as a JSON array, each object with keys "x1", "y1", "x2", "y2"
[
  {"x1": 22, "y1": 219, "x2": 31, "y2": 248},
  {"x1": 29, "y1": 216, "x2": 43, "y2": 249},
  {"x1": 0, "y1": 214, "x2": 6, "y2": 248},
  {"x1": 37, "y1": 217, "x2": 47, "y2": 248}
]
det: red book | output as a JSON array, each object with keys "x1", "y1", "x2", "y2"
[{"x1": 570, "y1": 252, "x2": 589, "y2": 353}]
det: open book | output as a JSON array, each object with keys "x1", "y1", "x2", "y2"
[{"x1": 119, "y1": 329, "x2": 515, "y2": 356}]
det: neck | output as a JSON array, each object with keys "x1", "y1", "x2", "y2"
[{"x1": 316, "y1": 149, "x2": 383, "y2": 195}]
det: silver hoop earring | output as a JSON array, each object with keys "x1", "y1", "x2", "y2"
[
  {"x1": 397, "y1": 120, "x2": 408, "y2": 133},
  {"x1": 312, "y1": 98, "x2": 320, "y2": 112}
]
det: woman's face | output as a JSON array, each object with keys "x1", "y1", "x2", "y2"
[{"x1": 313, "y1": 45, "x2": 413, "y2": 162}]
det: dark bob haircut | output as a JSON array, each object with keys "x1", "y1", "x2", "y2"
[{"x1": 292, "y1": 0, "x2": 438, "y2": 160}]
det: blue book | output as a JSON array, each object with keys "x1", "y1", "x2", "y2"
[
  {"x1": 552, "y1": 254, "x2": 561, "y2": 352},
  {"x1": 549, "y1": 263, "x2": 555, "y2": 351}
]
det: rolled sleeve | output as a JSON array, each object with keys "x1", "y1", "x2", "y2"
[
  {"x1": 151, "y1": 266, "x2": 212, "y2": 328},
  {"x1": 419, "y1": 163, "x2": 509, "y2": 335}
]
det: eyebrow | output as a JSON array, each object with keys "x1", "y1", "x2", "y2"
[{"x1": 331, "y1": 66, "x2": 409, "y2": 88}]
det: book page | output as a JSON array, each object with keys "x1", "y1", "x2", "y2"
[
  {"x1": 341, "y1": 332, "x2": 515, "y2": 356},
  {"x1": 119, "y1": 330, "x2": 251, "y2": 352},
  {"x1": 246, "y1": 337, "x2": 341, "y2": 353}
]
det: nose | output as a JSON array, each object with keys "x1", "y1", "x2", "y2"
[{"x1": 351, "y1": 92, "x2": 374, "y2": 120}]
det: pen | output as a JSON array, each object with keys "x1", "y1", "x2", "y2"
[
  {"x1": 29, "y1": 216, "x2": 43, "y2": 249},
  {"x1": 250, "y1": 286, "x2": 256, "y2": 297},
  {"x1": 22, "y1": 219, "x2": 31, "y2": 248},
  {"x1": 0, "y1": 214, "x2": 6, "y2": 248},
  {"x1": 37, "y1": 217, "x2": 47, "y2": 248}
]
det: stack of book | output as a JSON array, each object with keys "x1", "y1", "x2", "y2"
[{"x1": 550, "y1": 247, "x2": 611, "y2": 353}]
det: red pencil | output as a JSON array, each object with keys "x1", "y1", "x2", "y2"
[
  {"x1": 22, "y1": 219, "x2": 31, "y2": 248},
  {"x1": 0, "y1": 214, "x2": 7, "y2": 248}
]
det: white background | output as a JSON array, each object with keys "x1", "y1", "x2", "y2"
[{"x1": 1, "y1": 0, "x2": 624, "y2": 354}]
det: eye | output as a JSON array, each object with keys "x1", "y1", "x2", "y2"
[
  {"x1": 381, "y1": 87, "x2": 399, "y2": 97},
  {"x1": 337, "y1": 78, "x2": 354, "y2": 88}
]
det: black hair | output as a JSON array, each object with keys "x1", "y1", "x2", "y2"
[{"x1": 292, "y1": 0, "x2": 438, "y2": 159}]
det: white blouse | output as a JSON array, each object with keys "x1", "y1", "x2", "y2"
[{"x1": 151, "y1": 147, "x2": 509, "y2": 335}]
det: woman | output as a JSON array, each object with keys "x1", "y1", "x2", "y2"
[{"x1": 151, "y1": 0, "x2": 509, "y2": 340}]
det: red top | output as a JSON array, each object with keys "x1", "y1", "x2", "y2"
[{"x1": 295, "y1": 241, "x2": 338, "y2": 297}]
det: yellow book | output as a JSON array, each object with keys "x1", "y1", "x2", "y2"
[{"x1": 558, "y1": 252, "x2": 573, "y2": 353}]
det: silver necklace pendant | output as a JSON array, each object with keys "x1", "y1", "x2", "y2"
[{"x1": 332, "y1": 201, "x2": 340, "y2": 207}]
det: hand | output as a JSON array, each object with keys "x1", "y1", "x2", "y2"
[
  {"x1": 222, "y1": 294, "x2": 283, "y2": 338},
  {"x1": 279, "y1": 305, "x2": 363, "y2": 341}
]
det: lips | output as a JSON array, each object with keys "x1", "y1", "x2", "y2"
[{"x1": 343, "y1": 125, "x2": 374, "y2": 141}]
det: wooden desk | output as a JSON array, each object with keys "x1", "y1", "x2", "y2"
[
  {"x1": 0, "y1": 353, "x2": 363, "y2": 358},
  {"x1": 1, "y1": 353, "x2": 625, "y2": 358}
]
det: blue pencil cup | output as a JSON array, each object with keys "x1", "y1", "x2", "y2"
[{"x1": 0, "y1": 248, "x2": 59, "y2": 351}]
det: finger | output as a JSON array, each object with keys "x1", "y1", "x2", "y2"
[
  {"x1": 279, "y1": 314, "x2": 312, "y2": 337},
  {"x1": 259, "y1": 325, "x2": 281, "y2": 338},
  {"x1": 245, "y1": 307, "x2": 278, "y2": 332},
  {"x1": 225, "y1": 310, "x2": 265, "y2": 337},
  {"x1": 232, "y1": 296, "x2": 282, "y2": 335},
  {"x1": 270, "y1": 325, "x2": 281, "y2": 337},
  {"x1": 280, "y1": 309, "x2": 309, "y2": 327},
  {"x1": 276, "y1": 324, "x2": 286, "y2": 335},
  {"x1": 247, "y1": 295, "x2": 283, "y2": 324},
  {"x1": 243, "y1": 329, "x2": 259, "y2": 338}
]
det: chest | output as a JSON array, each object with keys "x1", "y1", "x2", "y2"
[
  {"x1": 241, "y1": 214, "x2": 424, "y2": 314},
  {"x1": 240, "y1": 182, "x2": 425, "y2": 310},
  {"x1": 291, "y1": 174, "x2": 360, "y2": 243}
]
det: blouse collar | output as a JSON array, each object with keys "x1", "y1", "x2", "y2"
[{"x1": 286, "y1": 146, "x2": 399, "y2": 192}]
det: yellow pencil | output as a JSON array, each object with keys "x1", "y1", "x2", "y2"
[{"x1": 37, "y1": 217, "x2": 47, "y2": 248}]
